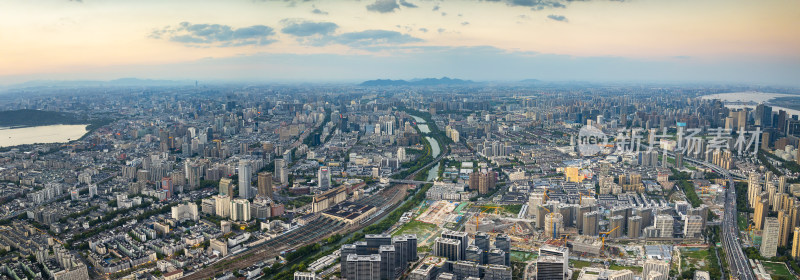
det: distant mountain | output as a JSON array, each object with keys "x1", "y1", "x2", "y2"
[
  {"x1": 0, "y1": 109, "x2": 86, "y2": 127},
  {"x1": 360, "y1": 77, "x2": 475, "y2": 86},
  {"x1": 518, "y1": 79, "x2": 541, "y2": 84}
]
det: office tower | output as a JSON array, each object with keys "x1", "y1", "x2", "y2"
[
  {"x1": 379, "y1": 245, "x2": 395, "y2": 280},
  {"x1": 275, "y1": 159, "x2": 287, "y2": 185},
  {"x1": 341, "y1": 244, "x2": 356, "y2": 276},
  {"x1": 219, "y1": 178, "x2": 234, "y2": 197},
  {"x1": 474, "y1": 232, "x2": 490, "y2": 264},
  {"x1": 465, "y1": 246, "x2": 484, "y2": 264},
  {"x1": 434, "y1": 237, "x2": 461, "y2": 261},
  {"x1": 441, "y1": 230, "x2": 469, "y2": 260},
  {"x1": 779, "y1": 211, "x2": 792, "y2": 247},
  {"x1": 495, "y1": 234, "x2": 511, "y2": 266},
  {"x1": 582, "y1": 211, "x2": 599, "y2": 236},
  {"x1": 536, "y1": 255, "x2": 567, "y2": 280},
  {"x1": 539, "y1": 243, "x2": 569, "y2": 278},
  {"x1": 654, "y1": 214, "x2": 674, "y2": 238},
  {"x1": 318, "y1": 166, "x2": 331, "y2": 190},
  {"x1": 792, "y1": 227, "x2": 800, "y2": 260},
  {"x1": 761, "y1": 217, "x2": 780, "y2": 258},
  {"x1": 230, "y1": 198, "x2": 251, "y2": 221},
  {"x1": 239, "y1": 159, "x2": 252, "y2": 199},
  {"x1": 484, "y1": 264, "x2": 513, "y2": 280},
  {"x1": 487, "y1": 249, "x2": 506, "y2": 266},
  {"x1": 642, "y1": 259, "x2": 669, "y2": 280},
  {"x1": 545, "y1": 212, "x2": 564, "y2": 239},
  {"x1": 755, "y1": 198, "x2": 769, "y2": 230},
  {"x1": 452, "y1": 261, "x2": 481, "y2": 279},
  {"x1": 684, "y1": 215, "x2": 703, "y2": 238},
  {"x1": 748, "y1": 172, "x2": 761, "y2": 209},
  {"x1": 628, "y1": 216, "x2": 642, "y2": 238},
  {"x1": 344, "y1": 255, "x2": 381, "y2": 280}
]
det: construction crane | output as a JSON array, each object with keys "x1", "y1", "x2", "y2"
[
  {"x1": 473, "y1": 205, "x2": 502, "y2": 232},
  {"x1": 539, "y1": 205, "x2": 559, "y2": 239},
  {"x1": 599, "y1": 225, "x2": 620, "y2": 252}
]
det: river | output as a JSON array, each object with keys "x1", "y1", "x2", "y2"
[
  {"x1": 409, "y1": 114, "x2": 443, "y2": 181},
  {"x1": 0, "y1": 124, "x2": 89, "y2": 148}
]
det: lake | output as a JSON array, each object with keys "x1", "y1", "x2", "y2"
[
  {"x1": 0, "y1": 124, "x2": 89, "y2": 148},
  {"x1": 701, "y1": 91, "x2": 800, "y2": 116}
]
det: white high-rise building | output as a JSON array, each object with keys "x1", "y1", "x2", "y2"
[
  {"x1": 239, "y1": 159, "x2": 252, "y2": 199},
  {"x1": 761, "y1": 217, "x2": 780, "y2": 258},
  {"x1": 654, "y1": 214, "x2": 674, "y2": 238},
  {"x1": 318, "y1": 166, "x2": 331, "y2": 190},
  {"x1": 230, "y1": 199, "x2": 251, "y2": 221},
  {"x1": 397, "y1": 147, "x2": 406, "y2": 162},
  {"x1": 214, "y1": 195, "x2": 231, "y2": 218},
  {"x1": 642, "y1": 259, "x2": 669, "y2": 280},
  {"x1": 275, "y1": 159, "x2": 288, "y2": 185}
]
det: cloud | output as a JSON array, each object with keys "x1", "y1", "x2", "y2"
[
  {"x1": 438, "y1": 28, "x2": 446, "y2": 33},
  {"x1": 366, "y1": 0, "x2": 400, "y2": 13},
  {"x1": 419, "y1": 28, "x2": 428, "y2": 33},
  {"x1": 333, "y1": 30, "x2": 423, "y2": 47},
  {"x1": 150, "y1": 22, "x2": 276, "y2": 47},
  {"x1": 399, "y1": 0, "x2": 418, "y2": 8},
  {"x1": 482, "y1": 0, "x2": 628, "y2": 10},
  {"x1": 461, "y1": 21, "x2": 470, "y2": 26},
  {"x1": 281, "y1": 20, "x2": 338, "y2": 36},
  {"x1": 432, "y1": 5, "x2": 439, "y2": 11},
  {"x1": 311, "y1": 5, "x2": 328, "y2": 15},
  {"x1": 547, "y1": 14, "x2": 568, "y2": 22}
]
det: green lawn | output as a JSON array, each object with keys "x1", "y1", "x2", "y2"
[
  {"x1": 393, "y1": 220, "x2": 438, "y2": 240},
  {"x1": 570, "y1": 260, "x2": 595, "y2": 269},
  {"x1": 610, "y1": 263, "x2": 643, "y2": 273},
  {"x1": 762, "y1": 262, "x2": 797, "y2": 280},
  {"x1": 511, "y1": 250, "x2": 537, "y2": 262},
  {"x1": 738, "y1": 212, "x2": 749, "y2": 231},
  {"x1": 680, "y1": 248, "x2": 710, "y2": 271}
]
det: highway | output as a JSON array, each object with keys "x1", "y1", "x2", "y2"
[{"x1": 684, "y1": 156, "x2": 754, "y2": 280}]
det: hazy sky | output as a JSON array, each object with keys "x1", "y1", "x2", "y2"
[{"x1": 1, "y1": 0, "x2": 799, "y2": 86}]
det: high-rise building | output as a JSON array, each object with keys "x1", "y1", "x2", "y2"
[
  {"x1": 642, "y1": 259, "x2": 669, "y2": 280},
  {"x1": 465, "y1": 246, "x2": 484, "y2": 264},
  {"x1": 318, "y1": 166, "x2": 331, "y2": 190},
  {"x1": 536, "y1": 255, "x2": 567, "y2": 280},
  {"x1": 469, "y1": 172, "x2": 480, "y2": 191},
  {"x1": 544, "y1": 212, "x2": 564, "y2": 239},
  {"x1": 628, "y1": 216, "x2": 642, "y2": 238},
  {"x1": 378, "y1": 245, "x2": 396, "y2": 280},
  {"x1": 582, "y1": 211, "x2": 599, "y2": 236},
  {"x1": 792, "y1": 227, "x2": 800, "y2": 260},
  {"x1": 683, "y1": 215, "x2": 703, "y2": 238},
  {"x1": 779, "y1": 211, "x2": 792, "y2": 247},
  {"x1": 761, "y1": 217, "x2": 780, "y2": 258},
  {"x1": 214, "y1": 195, "x2": 231, "y2": 218},
  {"x1": 609, "y1": 215, "x2": 624, "y2": 238},
  {"x1": 755, "y1": 198, "x2": 769, "y2": 230},
  {"x1": 161, "y1": 177, "x2": 173, "y2": 199},
  {"x1": 239, "y1": 159, "x2": 252, "y2": 199},
  {"x1": 487, "y1": 249, "x2": 506, "y2": 266},
  {"x1": 230, "y1": 198, "x2": 251, "y2": 221},
  {"x1": 495, "y1": 234, "x2": 511, "y2": 266},
  {"x1": 434, "y1": 237, "x2": 461, "y2": 261},
  {"x1": 219, "y1": 178, "x2": 234, "y2": 197},
  {"x1": 275, "y1": 159, "x2": 288, "y2": 185},
  {"x1": 344, "y1": 254, "x2": 381, "y2": 280},
  {"x1": 441, "y1": 230, "x2": 469, "y2": 261},
  {"x1": 654, "y1": 214, "x2": 673, "y2": 238},
  {"x1": 257, "y1": 171, "x2": 273, "y2": 199}
]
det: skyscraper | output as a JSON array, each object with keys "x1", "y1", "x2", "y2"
[
  {"x1": 654, "y1": 214, "x2": 674, "y2": 238},
  {"x1": 238, "y1": 159, "x2": 252, "y2": 199},
  {"x1": 219, "y1": 178, "x2": 233, "y2": 197},
  {"x1": 761, "y1": 217, "x2": 780, "y2": 258},
  {"x1": 779, "y1": 211, "x2": 792, "y2": 247},
  {"x1": 257, "y1": 171, "x2": 273, "y2": 199},
  {"x1": 582, "y1": 211, "x2": 599, "y2": 236},
  {"x1": 275, "y1": 158, "x2": 287, "y2": 185}
]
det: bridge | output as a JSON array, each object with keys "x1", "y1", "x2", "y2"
[{"x1": 387, "y1": 178, "x2": 431, "y2": 185}]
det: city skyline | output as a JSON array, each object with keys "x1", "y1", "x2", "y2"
[{"x1": 1, "y1": 0, "x2": 799, "y2": 86}]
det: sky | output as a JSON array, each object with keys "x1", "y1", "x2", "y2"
[{"x1": 1, "y1": 0, "x2": 799, "y2": 86}]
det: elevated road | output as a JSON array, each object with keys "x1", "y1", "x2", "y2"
[{"x1": 683, "y1": 156, "x2": 754, "y2": 280}]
